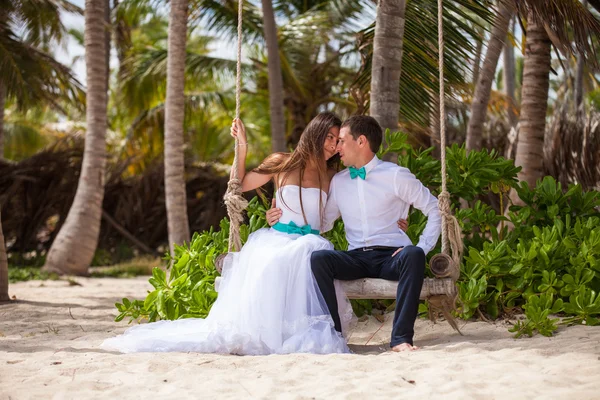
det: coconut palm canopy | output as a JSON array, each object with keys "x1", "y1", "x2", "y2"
[
  {"x1": 4, "y1": 0, "x2": 600, "y2": 161},
  {"x1": 2, "y1": 0, "x2": 600, "y2": 269}
]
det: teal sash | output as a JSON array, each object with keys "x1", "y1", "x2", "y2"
[{"x1": 272, "y1": 221, "x2": 319, "y2": 236}]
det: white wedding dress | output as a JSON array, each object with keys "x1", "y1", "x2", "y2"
[{"x1": 101, "y1": 185, "x2": 353, "y2": 355}]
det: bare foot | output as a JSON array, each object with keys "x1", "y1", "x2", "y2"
[{"x1": 391, "y1": 343, "x2": 419, "y2": 352}]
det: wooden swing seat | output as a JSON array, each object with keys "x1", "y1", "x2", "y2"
[{"x1": 214, "y1": 276, "x2": 456, "y2": 299}]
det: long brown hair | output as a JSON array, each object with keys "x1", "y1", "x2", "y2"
[{"x1": 253, "y1": 112, "x2": 342, "y2": 226}]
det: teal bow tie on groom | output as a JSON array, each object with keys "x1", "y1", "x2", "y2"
[{"x1": 349, "y1": 166, "x2": 366, "y2": 180}]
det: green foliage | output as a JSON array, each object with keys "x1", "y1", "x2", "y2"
[
  {"x1": 89, "y1": 256, "x2": 161, "y2": 278},
  {"x1": 322, "y1": 219, "x2": 349, "y2": 251},
  {"x1": 114, "y1": 197, "x2": 270, "y2": 323},
  {"x1": 381, "y1": 132, "x2": 600, "y2": 336},
  {"x1": 509, "y1": 294, "x2": 563, "y2": 338},
  {"x1": 114, "y1": 224, "x2": 226, "y2": 323},
  {"x1": 456, "y1": 201, "x2": 507, "y2": 250},
  {"x1": 8, "y1": 267, "x2": 58, "y2": 283},
  {"x1": 381, "y1": 131, "x2": 520, "y2": 207},
  {"x1": 114, "y1": 133, "x2": 600, "y2": 339},
  {"x1": 562, "y1": 288, "x2": 600, "y2": 326}
]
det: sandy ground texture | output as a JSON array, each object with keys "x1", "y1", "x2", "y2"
[{"x1": 1, "y1": 277, "x2": 600, "y2": 399}]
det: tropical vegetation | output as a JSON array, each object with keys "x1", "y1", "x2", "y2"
[{"x1": 2, "y1": 0, "x2": 600, "y2": 338}]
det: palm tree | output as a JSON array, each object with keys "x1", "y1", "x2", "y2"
[
  {"x1": 0, "y1": 0, "x2": 84, "y2": 161},
  {"x1": 354, "y1": 0, "x2": 492, "y2": 130},
  {"x1": 114, "y1": 14, "x2": 255, "y2": 172},
  {"x1": 513, "y1": 0, "x2": 600, "y2": 191},
  {"x1": 199, "y1": 0, "x2": 366, "y2": 145},
  {"x1": 466, "y1": 0, "x2": 513, "y2": 150},
  {"x1": 0, "y1": 210, "x2": 8, "y2": 302},
  {"x1": 574, "y1": 0, "x2": 589, "y2": 109},
  {"x1": 261, "y1": 0, "x2": 286, "y2": 152},
  {"x1": 43, "y1": 0, "x2": 109, "y2": 275},
  {"x1": 512, "y1": 11, "x2": 550, "y2": 189},
  {"x1": 164, "y1": 0, "x2": 190, "y2": 254},
  {"x1": 0, "y1": 82, "x2": 5, "y2": 159},
  {"x1": 369, "y1": 0, "x2": 407, "y2": 134},
  {"x1": 472, "y1": 25, "x2": 484, "y2": 85},
  {"x1": 503, "y1": 17, "x2": 517, "y2": 128}
]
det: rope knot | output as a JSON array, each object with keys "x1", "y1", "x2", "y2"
[
  {"x1": 438, "y1": 190, "x2": 451, "y2": 216},
  {"x1": 437, "y1": 189, "x2": 463, "y2": 276},
  {"x1": 224, "y1": 178, "x2": 248, "y2": 252}
]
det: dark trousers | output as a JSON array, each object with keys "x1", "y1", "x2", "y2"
[{"x1": 310, "y1": 246, "x2": 425, "y2": 347}]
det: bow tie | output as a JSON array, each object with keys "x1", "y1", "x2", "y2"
[{"x1": 349, "y1": 166, "x2": 366, "y2": 180}]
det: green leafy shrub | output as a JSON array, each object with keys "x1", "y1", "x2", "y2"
[
  {"x1": 115, "y1": 197, "x2": 269, "y2": 323},
  {"x1": 115, "y1": 132, "x2": 600, "y2": 339},
  {"x1": 509, "y1": 293, "x2": 563, "y2": 337},
  {"x1": 8, "y1": 267, "x2": 58, "y2": 283}
]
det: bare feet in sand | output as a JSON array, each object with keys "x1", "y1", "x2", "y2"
[{"x1": 391, "y1": 343, "x2": 419, "y2": 352}]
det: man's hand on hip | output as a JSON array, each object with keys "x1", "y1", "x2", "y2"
[
  {"x1": 397, "y1": 218, "x2": 408, "y2": 232},
  {"x1": 266, "y1": 198, "x2": 282, "y2": 226}
]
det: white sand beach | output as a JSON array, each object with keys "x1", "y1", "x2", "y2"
[{"x1": 1, "y1": 277, "x2": 600, "y2": 399}]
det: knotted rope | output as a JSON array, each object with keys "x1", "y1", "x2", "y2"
[
  {"x1": 224, "y1": 0, "x2": 248, "y2": 253},
  {"x1": 431, "y1": 1, "x2": 463, "y2": 335},
  {"x1": 437, "y1": 0, "x2": 463, "y2": 271}
]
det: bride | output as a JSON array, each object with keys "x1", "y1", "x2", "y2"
[{"x1": 102, "y1": 112, "x2": 355, "y2": 355}]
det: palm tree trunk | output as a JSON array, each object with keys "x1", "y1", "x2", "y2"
[
  {"x1": 0, "y1": 80, "x2": 5, "y2": 160},
  {"x1": 261, "y1": 0, "x2": 286, "y2": 153},
  {"x1": 574, "y1": 0, "x2": 588, "y2": 109},
  {"x1": 472, "y1": 26, "x2": 484, "y2": 85},
  {"x1": 512, "y1": 11, "x2": 552, "y2": 192},
  {"x1": 105, "y1": 0, "x2": 111, "y2": 91},
  {"x1": 369, "y1": 0, "x2": 407, "y2": 134},
  {"x1": 43, "y1": 0, "x2": 108, "y2": 275},
  {"x1": 0, "y1": 210, "x2": 9, "y2": 302},
  {"x1": 164, "y1": 0, "x2": 190, "y2": 254},
  {"x1": 503, "y1": 17, "x2": 517, "y2": 128},
  {"x1": 466, "y1": 0, "x2": 512, "y2": 150}
]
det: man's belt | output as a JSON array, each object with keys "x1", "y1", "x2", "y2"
[{"x1": 353, "y1": 245, "x2": 399, "y2": 252}]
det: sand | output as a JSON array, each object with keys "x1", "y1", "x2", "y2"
[{"x1": 1, "y1": 277, "x2": 600, "y2": 399}]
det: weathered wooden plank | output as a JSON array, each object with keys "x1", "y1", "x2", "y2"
[{"x1": 214, "y1": 277, "x2": 455, "y2": 300}]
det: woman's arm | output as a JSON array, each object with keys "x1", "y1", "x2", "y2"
[
  {"x1": 229, "y1": 118, "x2": 248, "y2": 185},
  {"x1": 229, "y1": 119, "x2": 285, "y2": 192}
]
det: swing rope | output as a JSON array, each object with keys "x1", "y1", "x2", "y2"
[
  {"x1": 224, "y1": 0, "x2": 463, "y2": 270},
  {"x1": 436, "y1": 0, "x2": 463, "y2": 272},
  {"x1": 223, "y1": 0, "x2": 248, "y2": 253}
]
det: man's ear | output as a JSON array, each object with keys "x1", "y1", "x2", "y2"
[{"x1": 358, "y1": 135, "x2": 368, "y2": 148}]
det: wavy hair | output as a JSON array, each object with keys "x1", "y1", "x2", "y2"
[{"x1": 253, "y1": 112, "x2": 342, "y2": 225}]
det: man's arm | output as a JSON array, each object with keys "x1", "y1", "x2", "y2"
[
  {"x1": 321, "y1": 175, "x2": 341, "y2": 233},
  {"x1": 265, "y1": 198, "x2": 282, "y2": 226},
  {"x1": 394, "y1": 168, "x2": 441, "y2": 254}
]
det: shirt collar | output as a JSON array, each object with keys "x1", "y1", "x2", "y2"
[{"x1": 362, "y1": 155, "x2": 380, "y2": 175}]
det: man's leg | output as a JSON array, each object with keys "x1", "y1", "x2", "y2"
[
  {"x1": 310, "y1": 250, "x2": 373, "y2": 332},
  {"x1": 378, "y1": 246, "x2": 426, "y2": 348}
]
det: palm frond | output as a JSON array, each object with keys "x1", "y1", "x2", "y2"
[
  {"x1": 3, "y1": 121, "x2": 50, "y2": 161},
  {"x1": 5, "y1": 0, "x2": 82, "y2": 46},
  {"x1": 519, "y1": 0, "x2": 600, "y2": 68},
  {"x1": 190, "y1": 0, "x2": 265, "y2": 43},
  {"x1": 0, "y1": 23, "x2": 85, "y2": 112},
  {"x1": 353, "y1": 0, "x2": 493, "y2": 125},
  {"x1": 119, "y1": 42, "x2": 250, "y2": 116}
]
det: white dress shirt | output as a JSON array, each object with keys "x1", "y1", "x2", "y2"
[{"x1": 322, "y1": 155, "x2": 441, "y2": 254}]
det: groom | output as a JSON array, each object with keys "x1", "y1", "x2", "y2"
[{"x1": 268, "y1": 115, "x2": 441, "y2": 352}]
